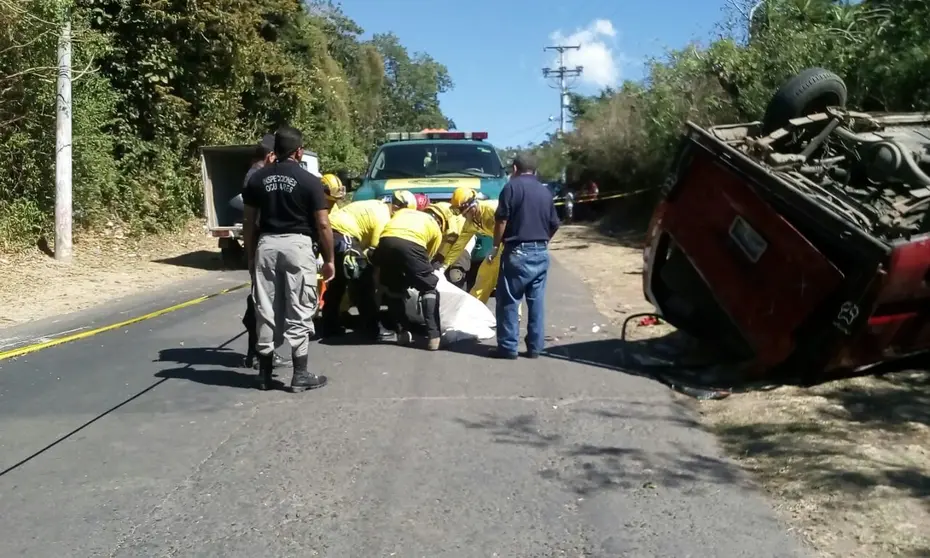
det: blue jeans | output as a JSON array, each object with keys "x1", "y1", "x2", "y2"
[{"x1": 496, "y1": 241, "x2": 550, "y2": 355}]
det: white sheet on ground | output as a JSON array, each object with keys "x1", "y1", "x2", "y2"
[{"x1": 403, "y1": 270, "x2": 496, "y2": 343}]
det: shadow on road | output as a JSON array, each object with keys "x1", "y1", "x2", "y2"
[
  {"x1": 155, "y1": 345, "x2": 258, "y2": 389},
  {"x1": 153, "y1": 250, "x2": 226, "y2": 271},
  {"x1": 454, "y1": 402, "x2": 742, "y2": 496},
  {"x1": 542, "y1": 331, "x2": 755, "y2": 400}
]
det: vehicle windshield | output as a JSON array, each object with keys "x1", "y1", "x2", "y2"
[{"x1": 368, "y1": 142, "x2": 505, "y2": 180}]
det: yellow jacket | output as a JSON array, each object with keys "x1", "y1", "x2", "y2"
[
  {"x1": 432, "y1": 202, "x2": 465, "y2": 260},
  {"x1": 381, "y1": 208, "x2": 444, "y2": 259},
  {"x1": 443, "y1": 200, "x2": 497, "y2": 267},
  {"x1": 329, "y1": 199, "x2": 392, "y2": 250}
]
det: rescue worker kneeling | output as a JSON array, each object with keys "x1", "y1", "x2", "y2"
[
  {"x1": 321, "y1": 189, "x2": 418, "y2": 339},
  {"x1": 430, "y1": 201, "x2": 470, "y2": 286},
  {"x1": 371, "y1": 203, "x2": 454, "y2": 350},
  {"x1": 443, "y1": 186, "x2": 500, "y2": 302}
]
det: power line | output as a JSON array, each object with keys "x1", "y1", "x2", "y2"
[
  {"x1": 498, "y1": 118, "x2": 556, "y2": 146},
  {"x1": 542, "y1": 45, "x2": 582, "y2": 182},
  {"x1": 542, "y1": 45, "x2": 582, "y2": 139}
]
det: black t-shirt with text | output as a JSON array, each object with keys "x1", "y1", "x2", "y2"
[{"x1": 241, "y1": 159, "x2": 327, "y2": 237}]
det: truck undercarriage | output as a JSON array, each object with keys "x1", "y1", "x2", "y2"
[{"x1": 643, "y1": 68, "x2": 930, "y2": 384}]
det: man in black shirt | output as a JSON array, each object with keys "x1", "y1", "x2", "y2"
[
  {"x1": 490, "y1": 152, "x2": 560, "y2": 359},
  {"x1": 242, "y1": 126, "x2": 335, "y2": 392},
  {"x1": 238, "y1": 134, "x2": 287, "y2": 371}
]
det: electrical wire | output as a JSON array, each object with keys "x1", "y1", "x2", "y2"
[{"x1": 498, "y1": 119, "x2": 557, "y2": 147}]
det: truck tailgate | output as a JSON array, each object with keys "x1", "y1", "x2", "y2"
[{"x1": 662, "y1": 153, "x2": 845, "y2": 367}]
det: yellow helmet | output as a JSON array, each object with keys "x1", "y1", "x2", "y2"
[
  {"x1": 388, "y1": 190, "x2": 417, "y2": 210},
  {"x1": 321, "y1": 174, "x2": 346, "y2": 202},
  {"x1": 450, "y1": 186, "x2": 478, "y2": 213},
  {"x1": 424, "y1": 203, "x2": 453, "y2": 233}
]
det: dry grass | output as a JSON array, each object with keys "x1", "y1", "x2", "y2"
[
  {"x1": 0, "y1": 219, "x2": 224, "y2": 327},
  {"x1": 550, "y1": 223, "x2": 930, "y2": 558}
]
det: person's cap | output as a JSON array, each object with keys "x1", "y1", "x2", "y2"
[{"x1": 260, "y1": 134, "x2": 274, "y2": 152}]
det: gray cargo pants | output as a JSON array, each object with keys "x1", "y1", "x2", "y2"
[{"x1": 253, "y1": 233, "x2": 319, "y2": 359}]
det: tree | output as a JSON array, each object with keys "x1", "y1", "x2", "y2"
[
  {"x1": 371, "y1": 33, "x2": 453, "y2": 133},
  {"x1": 0, "y1": 0, "x2": 455, "y2": 249},
  {"x1": 560, "y1": 0, "x2": 930, "y2": 204}
]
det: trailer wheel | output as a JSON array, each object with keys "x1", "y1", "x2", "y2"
[
  {"x1": 761, "y1": 68, "x2": 847, "y2": 134},
  {"x1": 219, "y1": 238, "x2": 245, "y2": 270}
]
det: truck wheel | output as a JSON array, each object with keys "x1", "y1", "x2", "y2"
[
  {"x1": 761, "y1": 68, "x2": 847, "y2": 134},
  {"x1": 446, "y1": 250, "x2": 472, "y2": 289},
  {"x1": 219, "y1": 238, "x2": 245, "y2": 270}
]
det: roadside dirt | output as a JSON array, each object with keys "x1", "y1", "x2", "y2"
[
  {"x1": 550, "y1": 223, "x2": 930, "y2": 558},
  {"x1": 0, "y1": 220, "x2": 224, "y2": 328}
]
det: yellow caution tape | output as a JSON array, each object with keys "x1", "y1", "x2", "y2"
[
  {"x1": 553, "y1": 188, "x2": 654, "y2": 206},
  {"x1": 0, "y1": 283, "x2": 249, "y2": 361}
]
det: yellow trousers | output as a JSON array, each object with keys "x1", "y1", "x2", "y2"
[{"x1": 469, "y1": 244, "x2": 503, "y2": 303}]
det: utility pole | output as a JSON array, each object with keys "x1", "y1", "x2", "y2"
[
  {"x1": 748, "y1": 1, "x2": 764, "y2": 41},
  {"x1": 55, "y1": 6, "x2": 73, "y2": 263},
  {"x1": 542, "y1": 45, "x2": 582, "y2": 183}
]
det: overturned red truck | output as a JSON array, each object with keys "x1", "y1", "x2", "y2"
[{"x1": 644, "y1": 68, "x2": 930, "y2": 384}]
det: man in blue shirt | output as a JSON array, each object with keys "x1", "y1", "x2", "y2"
[{"x1": 490, "y1": 153, "x2": 560, "y2": 359}]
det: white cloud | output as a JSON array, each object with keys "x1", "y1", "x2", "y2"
[{"x1": 548, "y1": 19, "x2": 621, "y2": 88}]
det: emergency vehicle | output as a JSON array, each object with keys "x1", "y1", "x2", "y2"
[{"x1": 352, "y1": 130, "x2": 508, "y2": 287}]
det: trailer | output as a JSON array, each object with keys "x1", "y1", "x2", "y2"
[{"x1": 200, "y1": 144, "x2": 320, "y2": 268}]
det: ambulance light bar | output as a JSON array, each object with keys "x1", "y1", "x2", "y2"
[{"x1": 385, "y1": 131, "x2": 489, "y2": 141}]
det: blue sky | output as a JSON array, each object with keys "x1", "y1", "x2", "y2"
[{"x1": 339, "y1": 0, "x2": 734, "y2": 148}]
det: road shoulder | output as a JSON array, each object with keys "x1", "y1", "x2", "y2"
[
  {"x1": 0, "y1": 220, "x2": 226, "y2": 329},
  {"x1": 550, "y1": 223, "x2": 930, "y2": 558}
]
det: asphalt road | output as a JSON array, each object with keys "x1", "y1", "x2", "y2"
[{"x1": 0, "y1": 263, "x2": 810, "y2": 557}]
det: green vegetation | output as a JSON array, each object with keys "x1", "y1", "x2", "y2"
[
  {"x1": 518, "y1": 0, "x2": 930, "y2": 199},
  {"x1": 0, "y1": 0, "x2": 452, "y2": 250}
]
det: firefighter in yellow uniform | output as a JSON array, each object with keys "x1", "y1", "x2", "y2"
[
  {"x1": 321, "y1": 190, "x2": 418, "y2": 339},
  {"x1": 431, "y1": 201, "x2": 467, "y2": 268},
  {"x1": 443, "y1": 186, "x2": 501, "y2": 302},
  {"x1": 321, "y1": 173, "x2": 346, "y2": 212},
  {"x1": 371, "y1": 203, "x2": 454, "y2": 350},
  {"x1": 314, "y1": 173, "x2": 347, "y2": 322}
]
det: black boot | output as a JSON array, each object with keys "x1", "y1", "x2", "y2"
[
  {"x1": 244, "y1": 325, "x2": 258, "y2": 368},
  {"x1": 243, "y1": 294, "x2": 257, "y2": 368},
  {"x1": 363, "y1": 323, "x2": 395, "y2": 342},
  {"x1": 251, "y1": 350, "x2": 286, "y2": 373},
  {"x1": 272, "y1": 352, "x2": 289, "y2": 368},
  {"x1": 289, "y1": 354, "x2": 328, "y2": 393},
  {"x1": 420, "y1": 291, "x2": 441, "y2": 350},
  {"x1": 257, "y1": 353, "x2": 274, "y2": 391}
]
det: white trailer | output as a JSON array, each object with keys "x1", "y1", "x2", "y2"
[{"x1": 200, "y1": 144, "x2": 320, "y2": 267}]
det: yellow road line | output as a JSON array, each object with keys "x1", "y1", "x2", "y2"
[{"x1": 0, "y1": 282, "x2": 249, "y2": 362}]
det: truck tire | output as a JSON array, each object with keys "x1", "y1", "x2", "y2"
[
  {"x1": 761, "y1": 68, "x2": 847, "y2": 134},
  {"x1": 447, "y1": 249, "x2": 472, "y2": 289}
]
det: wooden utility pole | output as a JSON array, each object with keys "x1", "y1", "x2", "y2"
[{"x1": 55, "y1": 10, "x2": 73, "y2": 262}]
